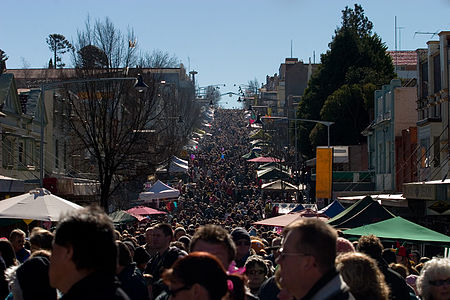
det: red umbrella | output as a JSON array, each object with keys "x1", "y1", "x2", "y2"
[
  {"x1": 247, "y1": 156, "x2": 282, "y2": 163},
  {"x1": 253, "y1": 209, "x2": 329, "y2": 227},
  {"x1": 127, "y1": 206, "x2": 166, "y2": 216}
]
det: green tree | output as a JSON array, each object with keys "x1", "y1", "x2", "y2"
[
  {"x1": 76, "y1": 45, "x2": 108, "y2": 69},
  {"x1": 46, "y1": 34, "x2": 74, "y2": 68},
  {"x1": 297, "y1": 4, "x2": 394, "y2": 156},
  {"x1": 0, "y1": 49, "x2": 7, "y2": 74}
]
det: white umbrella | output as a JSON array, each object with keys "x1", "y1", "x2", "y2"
[{"x1": 0, "y1": 188, "x2": 83, "y2": 221}]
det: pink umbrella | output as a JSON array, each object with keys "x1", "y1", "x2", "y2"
[
  {"x1": 253, "y1": 209, "x2": 329, "y2": 227},
  {"x1": 247, "y1": 156, "x2": 282, "y2": 163},
  {"x1": 127, "y1": 206, "x2": 166, "y2": 216}
]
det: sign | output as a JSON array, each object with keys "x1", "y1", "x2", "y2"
[{"x1": 316, "y1": 147, "x2": 333, "y2": 199}]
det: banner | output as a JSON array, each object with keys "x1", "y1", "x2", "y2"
[{"x1": 316, "y1": 147, "x2": 333, "y2": 199}]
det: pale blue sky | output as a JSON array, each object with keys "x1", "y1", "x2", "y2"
[{"x1": 1, "y1": 0, "x2": 450, "y2": 108}]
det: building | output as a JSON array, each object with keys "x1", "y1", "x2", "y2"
[
  {"x1": 403, "y1": 31, "x2": 450, "y2": 207},
  {"x1": 363, "y1": 79, "x2": 417, "y2": 192},
  {"x1": 388, "y1": 50, "x2": 418, "y2": 81},
  {"x1": 4, "y1": 67, "x2": 195, "y2": 206},
  {"x1": 0, "y1": 74, "x2": 43, "y2": 190}
]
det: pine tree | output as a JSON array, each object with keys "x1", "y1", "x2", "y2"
[
  {"x1": 46, "y1": 34, "x2": 74, "y2": 68},
  {"x1": 297, "y1": 4, "x2": 395, "y2": 157},
  {"x1": 0, "y1": 49, "x2": 8, "y2": 74}
]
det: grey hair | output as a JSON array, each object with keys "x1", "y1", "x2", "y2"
[{"x1": 416, "y1": 257, "x2": 450, "y2": 300}]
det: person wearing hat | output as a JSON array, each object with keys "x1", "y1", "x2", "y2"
[
  {"x1": 6, "y1": 255, "x2": 57, "y2": 300},
  {"x1": 231, "y1": 227, "x2": 252, "y2": 268}
]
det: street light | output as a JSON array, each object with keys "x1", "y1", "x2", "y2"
[{"x1": 39, "y1": 75, "x2": 148, "y2": 187}]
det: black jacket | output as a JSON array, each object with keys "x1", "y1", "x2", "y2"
[{"x1": 60, "y1": 272, "x2": 130, "y2": 300}]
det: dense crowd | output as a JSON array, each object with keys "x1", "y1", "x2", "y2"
[{"x1": 0, "y1": 109, "x2": 449, "y2": 300}]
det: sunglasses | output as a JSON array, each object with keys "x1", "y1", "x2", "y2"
[
  {"x1": 429, "y1": 279, "x2": 450, "y2": 287},
  {"x1": 167, "y1": 285, "x2": 191, "y2": 297},
  {"x1": 246, "y1": 269, "x2": 266, "y2": 275}
]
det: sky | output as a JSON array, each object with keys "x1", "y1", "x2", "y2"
[{"x1": 1, "y1": 0, "x2": 450, "y2": 108}]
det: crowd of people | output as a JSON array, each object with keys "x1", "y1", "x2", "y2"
[{"x1": 0, "y1": 108, "x2": 449, "y2": 300}]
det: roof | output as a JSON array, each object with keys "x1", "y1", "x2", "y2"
[{"x1": 388, "y1": 51, "x2": 417, "y2": 66}]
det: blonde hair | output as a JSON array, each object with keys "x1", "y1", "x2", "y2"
[{"x1": 336, "y1": 252, "x2": 389, "y2": 300}]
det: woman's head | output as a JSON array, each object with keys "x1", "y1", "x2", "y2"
[
  {"x1": 163, "y1": 252, "x2": 229, "y2": 300},
  {"x1": 336, "y1": 252, "x2": 389, "y2": 300},
  {"x1": 417, "y1": 257, "x2": 450, "y2": 300},
  {"x1": 244, "y1": 255, "x2": 268, "y2": 291},
  {"x1": 0, "y1": 239, "x2": 17, "y2": 268}
]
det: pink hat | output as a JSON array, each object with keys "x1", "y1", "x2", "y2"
[{"x1": 336, "y1": 237, "x2": 355, "y2": 254}]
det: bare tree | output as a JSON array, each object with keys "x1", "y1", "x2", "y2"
[
  {"x1": 63, "y1": 72, "x2": 163, "y2": 211},
  {"x1": 73, "y1": 16, "x2": 138, "y2": 70},
  {"x1": 138, "y1": 49, "x2": 180, "y2": 68},
  {"x1": 204, "y1": 85, "x2": 221, "y2": 106}
]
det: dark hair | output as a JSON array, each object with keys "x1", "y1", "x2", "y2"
[
  {"x1": 357, "y1": 235, "x2": 384, "y2": 259},
  {"x1": 190, "y1": 225, "x2": 236, "y2": 265},
  {"x1": 133, "y1": 247, "x2": 150, "y2": 265},
  {"x1": 284, "y1": 219, "x2": 337, "y2": 272},
  {"x1": 154, "y1": 223, "x2": 174, "y2": 239},
  {"x1": 54, "y1": 206, "x2": 117, "y2": 274},
  {"x1": 244, "y1": 255, "x2": 268, "y2": 276},
  {"x1": 30, "y1": 227, "x2": 54, "y2": 251},
  {"x1": 117, "y1": 241, "x2": 132, "y2": 267},
  {"x1": 9, "y1": 229, "x2": 25, "y2": 241},
  {"x1": 163, "y1": 252, "x2": 245, "y2": 300},
  {"x1": 382, "y1": 248, "x2": 397, "y2": 265},
  {"x1": 0, "y1": 239, "x2": 16, "y2": 267}
]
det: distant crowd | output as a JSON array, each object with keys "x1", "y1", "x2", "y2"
[{"x1": 0, "y1": 109, "x2": 449, "y2": 300}]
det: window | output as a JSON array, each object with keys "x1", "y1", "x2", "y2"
[
  {"x1": 433, "y1": 55, "x2": 441, "y2": 93},
  {"x1": 18, "y1": 142, "x2": 24, "y2": 164},
  {"x1": 63, "y1": 141, "x2": 67, "y2": 170},
  {"x1": 55, "y1": 139, "x2": 59, "y2": 169},
  {"x1": 433, "y1": 136, "x2": 440, "y2": 167},
  {"x1": 2, "y1": 138, "x2": 14, "y2": 168}
]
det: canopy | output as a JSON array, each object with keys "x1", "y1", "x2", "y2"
[
  {"x1": 261, "y1": 180, "x2": 298, "y2": 191},
  {"x1": 257, "y1": 167, "x2": 291, "y2": 180},
  {"x1": 248, "y1": 157, "x2": 282, "y2": 163},
  {"x1": 156, "y1": 157, "x2": 188, "y2": 174},
  {"x1": 254, "y1": 209, "x2": 329, "y2": 227},
  {"x1": 327, "y1": 196, "x2": 395, "y2": 229},
  {"x1": 318, "y1": 199, "x2": 346, "y2": 218},
  {"x1": 109, "y1": 210, "x2": 145, "y2": 225},
  {"x1": 273, "y1": 203, "x2": 302, "y2": 214},
  {"x1": 343, "y1": 217, "x2": 450, "y2": 246},
  {"x1": 249, "y1": 129, "x2": 271, "y2": 140},
  {"x1": 127, "y1": 206, "x2": 166, "y2": 216},
  {"x1": 138, "y1": 180, "x2": 180, "y2": 202},
  {"x1": 0, "y1": 175, "x2": 25, "y2": 193},
  {"x1": 290, "y1": 203, "x2": 305, "y2": 213},
  {"x1": 0, "y1": 188, "x2": 82, "y2": 221},
  {"x1": 242, "y1": 151, "x2": 260, "y2": 159},
  {"x1": 172, "y1": 156, "x2": 188, "y2": 166}
]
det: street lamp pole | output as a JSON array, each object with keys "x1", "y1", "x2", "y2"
[{"x1": 39, "y1": 75, "x2": 147, "y2": 188}]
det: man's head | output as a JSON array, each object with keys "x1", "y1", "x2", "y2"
[
  {"x1": 29, "y1": 227, "x2": 54, "y2": 252},
  {"x1": 49, "y1": 206, "x2": 117, "y2": 293},
  {"x1": 9, "y1": 229, "x2": 26, "y2": 252},
  {"x1": 190, "y1": 224, "x2": 236, "y2": 268},
  {"x1": 276, "y1": 219, "x2": 337, "y2": 300},
  {"x1": 356, "y1": 235, "x2": 384, "y2": 259},
  {"x1": 152, "y1": 223, "x2": 173, "y2": 253},
  {"x1": 230, "y1": 227, "x2": 251, "y2": 260}
]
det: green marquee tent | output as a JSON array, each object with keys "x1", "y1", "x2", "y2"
[
  {"x1": 327, "y1": 196, "x2": 395, "y2": 229},
  {"x1": 343, "y1": 217, "x2": 450, "y2": 246}
]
